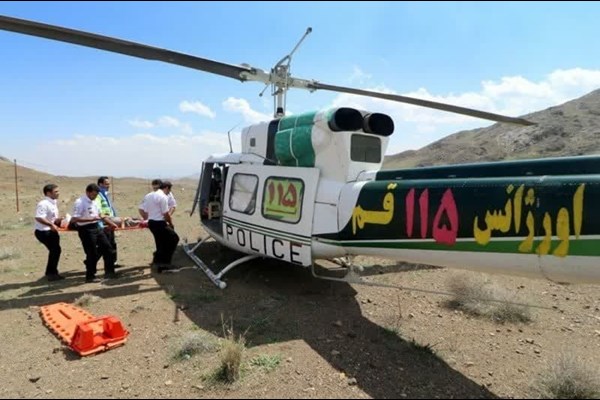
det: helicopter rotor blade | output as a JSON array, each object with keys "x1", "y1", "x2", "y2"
[
  {"x1": 1, "y1": 14, "x2": 535, "y2": 126},
  {"x1": 0, "y1": 15, "x2": 253, "y2": 82},
  {"x1": 308, "y1": 81, "x2": 535, "y2": 126}
]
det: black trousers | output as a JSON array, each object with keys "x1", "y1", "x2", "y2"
[
  {"x1": 148, "y1": 220, "x2": 180, "y2": 264},
  {"x1": 34, "y1": 230, "x2": 61, "y2": 276},
  {"x1": 77, "y1": 224, "x2": 116, "y2": 279},
  {"x1": 104, "y1": 228, "x2": 118, "y2": 261}
]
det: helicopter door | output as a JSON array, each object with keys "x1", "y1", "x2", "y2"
[{"x1": 222, "y1": 164, "x2": 319, "y2": 266}]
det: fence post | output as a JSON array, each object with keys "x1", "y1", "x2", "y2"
[{"x1": 14, "y1": 159, "x2": 19, "y2": 213}]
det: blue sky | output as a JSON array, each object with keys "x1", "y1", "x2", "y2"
[{"x1": 1, "y1": 1, "x2": 600, "y2": 178}]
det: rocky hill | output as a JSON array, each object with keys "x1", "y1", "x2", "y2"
[{"x1": 384, "y1": 89, "x2": 600, "y2": 169}]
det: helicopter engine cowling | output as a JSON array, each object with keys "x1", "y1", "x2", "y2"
[
  {"x1": 326, "y1": 107, "x2": 364, "y2": 132},
  {"x1": 362, "y1": 112, "x2": 394, "y2": 136}
]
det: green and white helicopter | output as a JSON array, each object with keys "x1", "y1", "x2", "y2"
[{"x1": 2, "y1": 15, "x2": 599, "y2": 289}]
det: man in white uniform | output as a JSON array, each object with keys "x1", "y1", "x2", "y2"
[
  {"x1": 72, "y1": 183, "x2": 119, "y2": 283},
  {"x1": 142, "y1": 181, "x2": 180, "y2": 272},
  {"x1": 34, "y1": 184, "x2": 63, "y2": 281},
  {"x1": 138, "y1": 178, "x2": 176, "y2": 218}
]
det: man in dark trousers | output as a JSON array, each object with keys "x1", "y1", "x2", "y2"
[
  {"x1": 141, "y1": 181, "x2": 180, "y2": 272},
  {"x1": 34, "y1": 183, "x2": 63, "y2": 281},
  {"x1": 95, "y1": 176, "x2": 120, "y2": 266},
  {"x1": 71, "y1": 183, "x2": 119, "y2": 283}
]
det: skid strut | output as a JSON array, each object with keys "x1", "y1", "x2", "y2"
[{"x1": 183, "y1": 237, "x2": 259, "y2": 289}]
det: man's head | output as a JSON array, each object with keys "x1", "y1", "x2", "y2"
[
  {"x1": 85, "y1": 183, "x2": 100, "y2": 200},
  {"x1": 97, "y1": 176, "x2": 110, "y2": 191},
  {"x1": 151, "y1": 179, "x2": 162, "y2": 191},
  {"x1": 43, "y1": 184, "x2": 59, "y2": 200},
  {"x1": 160, "y1": 181, "x2": 173, "y2": 194}
]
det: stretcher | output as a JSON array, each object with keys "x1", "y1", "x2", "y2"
[
  {"x1": 40, "y1": 302, "x2": 129, "y2": 356},
  {"x1": 57, "y1": 217, "x2": 148, "y2": 232}
]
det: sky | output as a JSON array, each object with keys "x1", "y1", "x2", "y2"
[{"x1": 1, "y1": 1, "x2": 600, "y2": 178}]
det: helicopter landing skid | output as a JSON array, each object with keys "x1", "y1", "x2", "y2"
[{"x1": 182, "y1": 237, "x2": 260, "y2": 289}]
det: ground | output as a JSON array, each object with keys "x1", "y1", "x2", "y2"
[{"x1": 1, "y1": 170, "x2": 599, "y2": 399}]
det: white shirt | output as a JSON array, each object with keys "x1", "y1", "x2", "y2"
[
  {"x1": 167, "y1": 192, "x2": 177, "y2": 210},
  {"x1": 143, "y1": 190, "x2": 170, "y2": 221},
  {"x1": 72, "y1": 195, "x2": 100, "y2": 227},
  {"x1": 34, "y1": 196, "x2": 59, "y2": 231},
  {"x1": 139, "y1": 191, "x2": 153, "y2": 213}
]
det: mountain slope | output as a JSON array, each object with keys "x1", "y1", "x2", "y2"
[{"x1": 384, "y1": 89, "x2": 600, "y2": 169}]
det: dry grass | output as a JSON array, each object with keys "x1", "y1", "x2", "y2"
[
  {"x1": 173, "y1": 331, "x2": 218, "y2": 361},
  {"x1": 533, "y1": 352, "x2": 600, "y2": 399},
  {"x1": 249, "y1": 354, "x2": 282, "y2": 373},
  {"x1": 445, "y1": 273, "x2": 532, "y2": 323},
  {"x1": 0, "y1": 218, "x2": 32, "y2": 231},
  {"x1": 73, "y1": 293, "x2": 101, "y2": 307},
  {"x1": 205, "y1": 318, "x2": 247, "y2": 384},
  {"x1": 218, "y1": 329, "x2": 246, "y2": 383},
  {"x1": 0, "y1": 247, "x2": 20, "y2": 262}
]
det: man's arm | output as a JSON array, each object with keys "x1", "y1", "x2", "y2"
[
  {"x1": 167, "y1": 193, "x2": 177, "y2": 216},
  {"x1": 161, "y1": 196, "x2": 174, "y2": 228},
  {"x1": 163, "y1": 211, "x2": 174, "y2": 228},
  {"x1": 35, "y1": 203, "x2": 58, "y2": 231},
  {"x1": 35, "y1": 216, "x2": 58, "y2": 232},
  {"x1": 71, "y1": 200, "x2": 101, "y2": 224},
  {"x1": 101, "y1": 216, "x2": 119, "y2": 230},
  {"x1": 138, "y1": 208, "x2": 149, "y2": 220},
  {"x1": 138, "y1": 195, "x2": 149, "y2": 219},
  {"x1": 70, "y1": 215, "x2": 101, "y2": 224}
]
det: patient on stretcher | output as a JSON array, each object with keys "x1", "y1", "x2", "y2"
[
  {"x1": 106, "y1": 216, "x2": 148, "y2": 228},
  {"x1": 61, "y1": 214, "x2": 147, "y2": 230}
]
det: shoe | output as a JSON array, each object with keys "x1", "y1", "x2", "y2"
[
  {"x1": 103, "y1": 272, "x2": 120, "y2": 280},
  {"x1": 114, "y1": 263, "x2": 124, "y2": 269},
  {"x1": 151, "y1": 263, "x2": 178, "y2": 273},
  {"x1": 85, "y1": 276, "x2": 100, "y2": 283},
  {"x1": 160, "y1": 264, "x2": 180, "y2": 273},
  {"x1": 46, "y1": 274, "x2": 65, "y2": 282}
]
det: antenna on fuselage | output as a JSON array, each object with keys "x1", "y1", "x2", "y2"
[
  {"x1": 259, "y1": 27, "x2": 312, "y2": 118},
  {"x1": 227, "y1": 123, "x2": 240, "y2": 153}
]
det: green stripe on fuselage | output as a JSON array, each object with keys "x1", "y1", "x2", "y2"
[{"x1": 318, "y1": 237, "x2": 600, "y2": 256}]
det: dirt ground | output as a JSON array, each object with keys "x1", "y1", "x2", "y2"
[{"x1": 1, "y1": 161, "x2": 600, "y2": 399}]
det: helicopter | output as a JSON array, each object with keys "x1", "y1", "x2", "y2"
[{"x1": 1, "y1": 15, "x2": 599, "y2": 289}]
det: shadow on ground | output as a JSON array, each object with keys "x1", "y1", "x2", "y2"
[
  {"x1": 0, "y1": 239, "x2": 496, "y2": 398},
  {"x1": 151, "y1": 240, "x2": 497, "y2": 399},
  {"x1": 0, "y1": 266, "x2": 162, "y2": 311}
]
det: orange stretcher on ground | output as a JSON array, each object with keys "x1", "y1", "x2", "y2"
[{"x1": 40, "y1": 302, "x2": 129, "y2": 356}]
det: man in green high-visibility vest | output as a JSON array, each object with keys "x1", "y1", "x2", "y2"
[{"x1": 95, "y1": 176, "x2": 120, "y2": 266}]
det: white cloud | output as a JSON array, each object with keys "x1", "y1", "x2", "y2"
[
  {"x1": 348, "y1": 66, "x2": 372, "y2": 85},
  {"x1": 128, "y1": 119, "x2": 154, "y2": 129},
  {"x1": 222, "y1": 97, "x2": 271, "y2": 124},
  {"x1": 12, "y1": 68, "x2": 600, "y2": 178},
  {"x1": 158, "y1": 116, "x2": 181, "y2": 128},
  {"x1": 329, "y1": 67, "x2": 600, "y2": 154},
  {"x1": 24, "y1": 132, "x2": 232, "y2": 178},
  {"x1": 180, "y1": 123, "x2": 194, "y2": 135},
  {"x1": 179, "y1": 100, "x2": 216, "y2": 119}
]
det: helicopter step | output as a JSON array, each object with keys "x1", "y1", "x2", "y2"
[
  {"x1": 182, "y1": 236, "x2": 260, "y2": 289},
  {"x1": 311, "y1": 257, "x2": 365, "y2": 285}
]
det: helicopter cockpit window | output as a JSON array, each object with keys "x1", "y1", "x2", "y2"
[
  {"x1": 229, "y1": 173, "x2": 258, "y2": 215},
  {"x1": 262, "y1": 177, "x2": 304, "y2": 224},
  {"x1": 350, "y1": 134, "x2": 381, "y2": 163}
]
